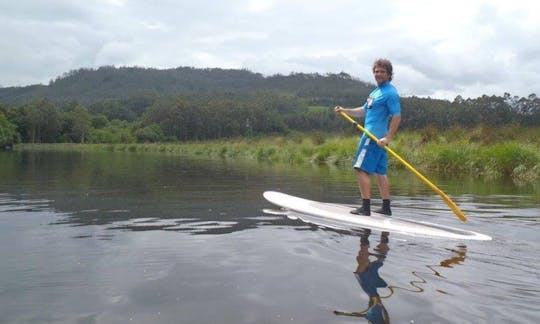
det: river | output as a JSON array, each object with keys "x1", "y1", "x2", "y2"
[{"x1": 0, "y1": 150, "x2": 538, "y2": 323}]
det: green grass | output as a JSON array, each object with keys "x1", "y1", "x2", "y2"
[{"x1": 14, "y1": 127, "x2": 540, "y2": 185}]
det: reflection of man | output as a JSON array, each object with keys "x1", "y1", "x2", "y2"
[{"x1": 334, "y1": 229, "x2": 390, "y2": 323}]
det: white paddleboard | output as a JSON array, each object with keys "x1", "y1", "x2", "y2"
[{"x1": 263, "y1": 191, "x2": 491, "y2": 241}]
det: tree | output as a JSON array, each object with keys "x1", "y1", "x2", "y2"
[
  {"x1": 68, "y1": 105, "x2": 92, "y2": 143},
  {"x1": 143, "y1": 97, "x2": 185, "y2": 140},
  {"x1": 0, "y1": 112, "x2": 19, "y2": 148},
  {"x1": 17, "y1": 100, "x2": 62, "y2": 143},
  {"x1": 91, "y1": 114, "x2": 109, "y2": 128}
]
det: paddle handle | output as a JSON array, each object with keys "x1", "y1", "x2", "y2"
[{"x1": 339, "y1": 112, "x2": 468, "y2": 222}]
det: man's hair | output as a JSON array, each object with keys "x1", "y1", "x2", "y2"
[{"x1": 372, "y1": 58, "x2": 393, "y2": 81}]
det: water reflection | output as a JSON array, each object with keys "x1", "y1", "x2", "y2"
[
  {"x1": 0, "y1": 193, "x2": 52, "y2": 213},
  {"x1": 334, "y1": 229, "x2": 391, "y2": 323},
  {"x1": 0, "y1": 150, "x2": 298, "y2": 235},
  {"x1": 389, "y1": 245, "x2": 467, "y2": 295},
  {"x1": 334, "y1": 229, "x2": 468, "y2": 323}
]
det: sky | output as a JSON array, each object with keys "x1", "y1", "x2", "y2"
[{"x1": 1, "y1": 0, "x2": 539, "y2": 100}]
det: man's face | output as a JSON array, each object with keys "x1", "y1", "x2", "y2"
[{"x1": 373, "y1": 66, "x2": 390, "y2": 84}]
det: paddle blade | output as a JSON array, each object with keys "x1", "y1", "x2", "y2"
[{"x1": 442, "y1": 195, "x2": 468, "y2": 222}]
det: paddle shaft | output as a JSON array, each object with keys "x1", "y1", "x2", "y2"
[{"x1": 339, "y1": 111, "x2": 467, "y2": 222}]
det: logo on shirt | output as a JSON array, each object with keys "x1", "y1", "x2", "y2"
[{"x1": 366, "y1": 96, "x2": 374, "y2": 109}]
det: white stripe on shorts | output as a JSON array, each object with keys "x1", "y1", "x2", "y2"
[{"x1": 353, "y1": 138, "x2": 370, "y2": 169}]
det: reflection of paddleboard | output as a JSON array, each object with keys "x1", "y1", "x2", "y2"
[{"x1": 263, "y1": 191, "x2": 492, "y2": 241}]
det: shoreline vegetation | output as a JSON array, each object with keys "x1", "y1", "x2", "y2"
[{"x1": 14, "y1": 126, "x2": 540, "y2": 186}]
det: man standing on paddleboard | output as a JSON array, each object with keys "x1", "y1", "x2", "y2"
[{"x1": 334, "y1": 58, "x2": 401, "y2": 216}]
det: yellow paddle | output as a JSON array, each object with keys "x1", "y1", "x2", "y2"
[{"x1": 339, "y1": 111, "x2": 468, "y2": 222}]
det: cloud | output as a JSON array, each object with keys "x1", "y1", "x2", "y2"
[
  {"x1": 0, "y1": 0, "x2": 538, "y2": 99},
  {"x1": 245, "y1": 0, "x2": 274, "y2": 13}
]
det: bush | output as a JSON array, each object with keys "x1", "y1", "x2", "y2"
[
  {"x1": 134, "y1": 124, "x2": 165, "y2": 143},
  {"x1": 480, "y1": 142, "x2": 540, "y2": 178}
]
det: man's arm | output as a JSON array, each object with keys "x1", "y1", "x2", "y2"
[
  {"x1": 378, "y1": 115, "x2": 401, "y2": 146},
  {"x1": 386, "y1": 115, "x2": 401, "y2": 141},
  {"x1": 334, "y1": 105, "x2": 366, "y2": 117}
]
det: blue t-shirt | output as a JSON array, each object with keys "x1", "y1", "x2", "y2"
[
  {"x1": 354, "y1": 262, "x2": 388, "y2": 297},
  {"x1": 363, "y1": 82, "x2": 401, "y2": 139}
]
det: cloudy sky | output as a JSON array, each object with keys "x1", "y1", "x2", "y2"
[{"x1": 1, "y1": 0, "x2": 539, "y2": 99}]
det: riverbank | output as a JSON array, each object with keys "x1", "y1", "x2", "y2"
[{"x1": 14, "y1": 127, "x2": 540, "y2": 185}]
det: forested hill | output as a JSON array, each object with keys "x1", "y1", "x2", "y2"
[
  {"x1": 0, "y1": 66, "x2": 373, "y2": 105},
  {"x1": 1, "y1": 65, "x2": 539, "y2": 147}
]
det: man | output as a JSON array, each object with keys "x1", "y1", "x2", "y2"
[{"x1": 334, "y1": 58, "x2": 401, "y2": 216}]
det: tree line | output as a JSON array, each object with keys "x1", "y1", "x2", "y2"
[
  {"x1": 1, "y1": 91, "x2": 539, "y2": 148},
  {"x1": 1, "y1": 67, "x2": 539, "y2": 148}
]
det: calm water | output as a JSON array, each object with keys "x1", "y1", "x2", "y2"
[{"x1": 0, "y1": 150, "x2": 539, "y2": 324}]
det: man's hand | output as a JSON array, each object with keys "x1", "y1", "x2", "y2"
[
  {"x1": 334, "y1": 106, "x2": 344, "y2": 114},
  {"x1": 377, "y1": 137, "x2": 389, "y2": 147}
]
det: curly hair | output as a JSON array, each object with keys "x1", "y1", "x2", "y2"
[{"x1": 372, "y1": 58, "x2": 393, "y2": 81}]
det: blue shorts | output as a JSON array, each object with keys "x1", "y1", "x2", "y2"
[{"x1": 353, "y1": 137, "x2": 388, "y2": 175}]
